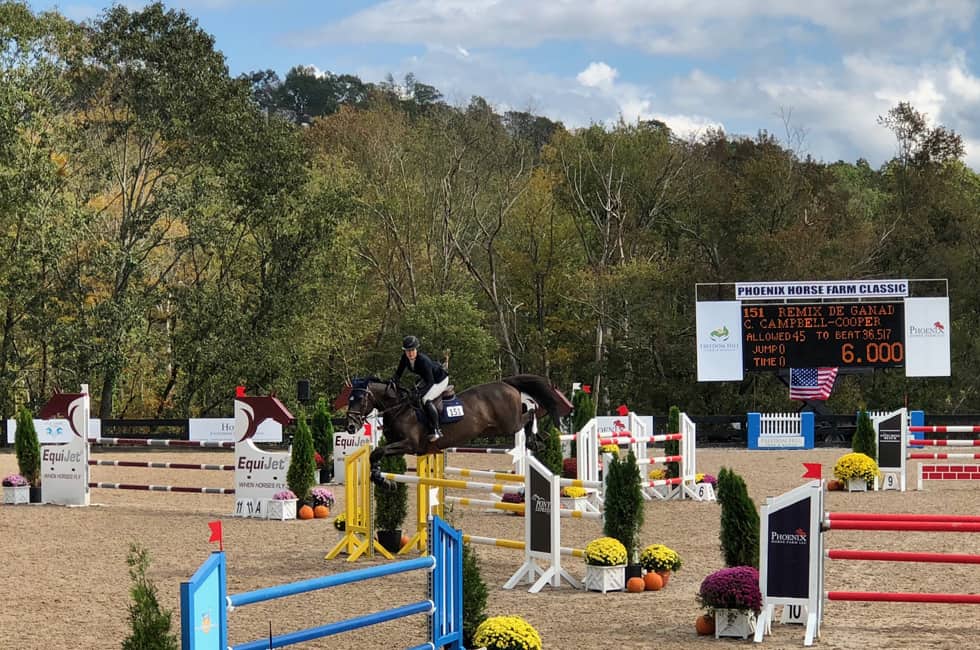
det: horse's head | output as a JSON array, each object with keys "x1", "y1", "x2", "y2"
[{"x1": 345, "y1": 377, "x2": 401, "y2": 434}]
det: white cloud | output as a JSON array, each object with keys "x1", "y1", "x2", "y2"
[
  {"x1": 577, "y1": 62, "x2": 617, "y2": 89},
  {"x1": 948, "y1": 66, "x2": 980, "y2": 102}
]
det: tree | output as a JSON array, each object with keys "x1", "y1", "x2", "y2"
[
  {"x1": 122, "y1": 543, "x2": 178, "y2": 650},
  {"x1": 461, "y1": 543, "x2": 488, "y2": 648},
  {"x1": 286, "y1": 412, "x2": 316, "y2": 502},
  {"x1": 665, "y1": 405, "x2": 680, "y2": 479},
  {"x1": 602, "y1": 450, "x2": 644, "y2": 561},
  {"x1": 533, "y1": 424, "x2": 563, "y2": 476},
  {"x1": 717, "y1": 467, "x2": 759, "y2": 568},
  {"x1": 15, "y1": 405, "x2": 40, "y2": 486},
  {"x1": 311, "y1": 397, "x2": 334, "y2": 472},
  {"x1": 852, "y1": 409, "x2": 876, "y2": 462}
]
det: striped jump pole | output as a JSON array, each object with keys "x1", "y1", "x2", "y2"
[
  {"x1": 827, "y1": 549, "x2": 980, "y2": 564},
  {"x1": 824, "y1": 518, "x2": 980, "y2": 533},
  {"x1": 93, "y1": 437, "x2": 236, "y2": 448},
  {"x1": 826, "y1": 591, "x2": 980, "y2": 604},
  {"x1": 88, "y1": 482, "x2": 235, "y2": 494},
  {"x1": 379, "y1": 472, "x2": 525, "y2": 496},
  {"x1": 908, "y1": 453, "x2": 980, "y2": 460},
  {"x1": 89, "y1": 459, "x2": 236, "y2": 471},
  {"x1": 827, "y1": 511, "x2": 980, "y2": 523},
  {"x1": 908, "y1": 439, "x2": 980, "y2": 447},
  {"x1": 462, "y1": 534, "x2": 586, "y2": 559},
  {"x1": 445, "y1": 495, "x2": 602, "y2": 520},
  {"x1": 909, "y1": 425, "x2": 980, "y2": 433}
]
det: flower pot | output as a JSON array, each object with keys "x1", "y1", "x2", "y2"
[
  {"x1": 29, "y1": 486, "x2": 42, "y2": 503},
  {"x1": 377, "y1": 529, "x2": 403, "y2": 554},
  {"x1": 847, "y1": 477, "x2": 868, "y2": 492},
  {"x1": 559, "y1": 496, "x2": 589, "y2": 512},
  {"x1": 714, "y1": 608, "x2": 756, "y2": 639},
  {"x1": 655, "y1": 569, "x2": 671, "y2": 587},
  {"x1": 3, "y1": 485, "x2": 29, "y2": 505},
  {"x1": 319, "y1": 467, "x2": 333, "y2": 484},
  {"x1": 625, "y1": 564, "x2": 643, "y2": 581},
  {"x1": 583, "y1": 564, "x2": 626, "y2": 593},
  {"x1": 266, "y1": 498, "x2": 297, "y2": 520}
]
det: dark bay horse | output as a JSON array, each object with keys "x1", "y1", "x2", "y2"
[{"x1": 344, "y1": 374, "x2": 566, "y2": 487}]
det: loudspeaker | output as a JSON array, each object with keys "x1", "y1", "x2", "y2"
[{"x1": 297, "y1": 379, "x2": 311, "y2": 403}]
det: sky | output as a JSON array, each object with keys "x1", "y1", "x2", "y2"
[{"x1": 30, "y1": 1, "x2": 980, "y2": 169}]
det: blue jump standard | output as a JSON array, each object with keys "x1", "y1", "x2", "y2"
[{"x1": 180, "y1": 516, "x2": 463, "y2": 650}]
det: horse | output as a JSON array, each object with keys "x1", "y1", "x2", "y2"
[{"x1": 344, "y1": 374, "x2": 567, "y2": 487}]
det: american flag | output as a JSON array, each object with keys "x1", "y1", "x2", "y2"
[{"x1": 789, "y1": 368, "x2": 839, "y2": 400}]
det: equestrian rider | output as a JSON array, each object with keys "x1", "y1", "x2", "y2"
[{"x1": 392, "y1": 335, "x2": 448, "y2": 442}]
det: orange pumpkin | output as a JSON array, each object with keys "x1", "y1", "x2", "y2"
[
  {"x1": 643, "y1": 571, "x2": 664, "y2": 591},
  {"x1": 298, "y1": 504, "x2": 315, "y2": 520},
  {"x1": 827, "y1": 479, "x2": 840, "y2": 491},
  {"x1": 313, "y1": 505, "x2": 329, "y2": 519},
  {"x1": 696, "y1": 614, "x2": 715, "y2": 636},
  {"x1": 626, "y1": 577, "x2": 645, "y2": 593},
  {"x1": 401, "y1": 534, "x2": 411, "y2": 548}
]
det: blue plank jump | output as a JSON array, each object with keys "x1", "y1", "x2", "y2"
[{"x1": 180, "y1": 516, "x2": 463, "y2": 650}]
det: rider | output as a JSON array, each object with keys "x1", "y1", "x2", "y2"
[{"x1": 392, "y1": 335, "x2": 448, "y2": 442}]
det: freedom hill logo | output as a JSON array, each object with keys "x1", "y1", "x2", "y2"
[
  {"x1": 908, "y1": 320, "x2": 946, "y2": 338},
  {"x1": 770, "y1": 527, "x2": 808, "y2": 545},
  {"x1": 700, "y1": 323, "x2": 739, "y2": 352}
]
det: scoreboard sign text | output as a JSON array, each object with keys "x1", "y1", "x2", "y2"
[{"x1": 742, "y1": 302, "x2": 905, "y2": 370}]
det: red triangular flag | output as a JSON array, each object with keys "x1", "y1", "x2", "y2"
[
  {"x1": 208, "y1": 520, "x2": 223, "y2": 551},
  {"x1": 616, "y1": 404, "x2": 629, "y2": 416},
  {"x1": 235, "y1": 385, "x2": 246, "y2": 398},
  {"x1": 582, "y1": 384, "x2": 591, "y2": 394},
  {"x1": 802, "y1": 463, "x2": 822, "y2": 480}
]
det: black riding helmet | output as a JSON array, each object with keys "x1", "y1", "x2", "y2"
[{"x1": 402, "y1": 335, "x2": 420, "y2": 351}]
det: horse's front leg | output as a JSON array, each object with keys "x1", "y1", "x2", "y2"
[{"x1": 370, "y1": 439, "x2": 415, "y2": 490}]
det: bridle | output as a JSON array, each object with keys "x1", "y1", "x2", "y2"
[{"x1": 345, "y1": 381, "x2": 411, "y2": 433}]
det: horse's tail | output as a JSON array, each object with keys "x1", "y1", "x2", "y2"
[{"x1": 501, "y1": 374, "x2": 566, "y2": 425}]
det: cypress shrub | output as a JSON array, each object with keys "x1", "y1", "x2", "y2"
[
  {"x1": 286, "y1": 411, "x2": 317, "y2": 502},
  {"x1": 602, "y1": 450, "x2": 644, "y2": 560},
  {"x1": 571, "y1": 389, "x2": 596, "y2": 457},
  {"x1": 311, "y1": 398, "x2": 334, "y2": 472},
  {"x1": 461, "y1": 542, "x2": 488, "y2": 648},
  {"x1": 717, "y1": 467, "x2": 759, "y2": 568},
  {"x1": 15, "y1": 406, "x2": 41, "y2": 487},
  {"x1": 852, "y1": 408, "x2": 876, "y2": 462},
  {"x1": 375, "y1": 440, "x2": 408, "y2": 531},
  {"x1": 122, "y1": 543, "x2": 178, "y2": 650},
  {"x1": 665, "y1": 405, "x2": 680, "y2": 479},
  {"x1": 533, "y1": 425, "x2": 563, "y2": 476}
]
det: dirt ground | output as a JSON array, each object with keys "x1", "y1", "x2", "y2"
[{"x1": 2, "y1": 446, "x2": 980, "y2": 649}]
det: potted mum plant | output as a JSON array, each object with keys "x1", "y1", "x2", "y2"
[
  {"x1": 697, "y1": 566, "x2": 762, "y2": 639},
  {"x1": 473, "y1": 615, "x2": 542, "y2": 650},
  {"x1": 583, "y1": 536, "x2": 628, "y2": 593},
  {"x1": 268, "y1": 489, "x2": 298, "y2": 520},
  {"x1": 560, "y1": 485, "x2": 588, "y2": 512},
  {"x1": 310, "y1": 487, "x2": 334, "y2": 518},
  {"x1": 3, "y1": 473, "x2": 30, "y2": 505},
  {"x1": 639, "y1": 544, "x2": 682, "y2": 586},
  {"x1": 833, "y1": 452, "x2": 879, "y2": 491}
]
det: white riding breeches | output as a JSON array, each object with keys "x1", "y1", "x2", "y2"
[{"x1": 422, "y1": 377, "x2": 449, "y2": 403}]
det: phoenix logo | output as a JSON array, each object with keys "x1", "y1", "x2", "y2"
[
  {"x1": 933, "y1": 321, "x2": 945, "y2": 332},
  {"x1": 709, "y1": 325, "x2": 730, "y2": 342},
  {"x1": 795, "y1": 528, "x2": 808, "y2": 540}
]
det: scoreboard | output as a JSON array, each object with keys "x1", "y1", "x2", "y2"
[{"x1": 741, "y1": 302, "x2": 905, "y2": 370}]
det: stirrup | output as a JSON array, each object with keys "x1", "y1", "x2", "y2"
[{"x1": 428, "y1": 429, "x2": 442, "y2": 442}]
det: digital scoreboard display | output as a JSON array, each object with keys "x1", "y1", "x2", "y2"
[{"x1": 742, "y1": 302, "x2": 905, "y2": 370}]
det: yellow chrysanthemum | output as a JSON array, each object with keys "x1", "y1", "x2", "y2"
[
  {"x1": 473, "y1": 616, "x2": 543, "y2": 650},
  {"x1": 584, "y1": 536, "x2": 627, "y2": 566}
]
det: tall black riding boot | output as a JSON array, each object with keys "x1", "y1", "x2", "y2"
[{"x1": 425, "y1": 401, "x2": 442, "y2": 442}]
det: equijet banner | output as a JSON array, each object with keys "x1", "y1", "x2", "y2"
[
  {"x1": 696, "y1": 301, "x2": 743, "y2": 381},
  {"x1": 904, "y1": 297, "x2": 951, "y2": 377},
  {"x1": 189, "y1": 418, "x2": 282, "y2": 443}
]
